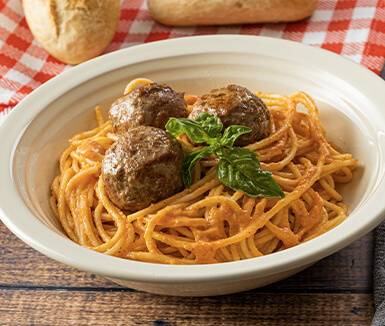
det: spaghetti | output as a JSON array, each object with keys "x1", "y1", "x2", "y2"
[{"x1": 50, "y1": 79, "x2": 358, "y2": 264}]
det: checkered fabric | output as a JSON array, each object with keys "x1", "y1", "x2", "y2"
[{"x1": 1, "y1": 0, "x2": 385, "y2": 122}]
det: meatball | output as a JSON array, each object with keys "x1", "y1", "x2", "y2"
[
  {"x1": 109, "y1": 83, "x2": 188, "y2": 135},
  {"x1": 188, "y1": 85, "x2": 270, "y2": 146},
  {"x1": 102, "y1": 126, "x2": 184, "y2": 212}
]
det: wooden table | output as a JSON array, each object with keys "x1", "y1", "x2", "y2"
[{"x1": 0, "y1": 219, "x2": 374, "y2": 325}]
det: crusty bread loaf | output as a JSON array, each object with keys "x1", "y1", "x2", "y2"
[
  {"x1": 147, "y1": 0, "x2": 319, "y2": 26},
  {"x1": 22, "y1": 0, "x2": 121, "y2": 65}
]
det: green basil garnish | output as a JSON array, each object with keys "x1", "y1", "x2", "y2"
[
  {"x1": 165, "y1": 113, "x2": 285, "y2": 198},
  {"x1": 216, "y1": 147, "x2": 284, "y2": 198}
]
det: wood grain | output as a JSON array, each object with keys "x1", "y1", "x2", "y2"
[
  {"x1": 0, "y1": 219, "x2": 375, "y2": 325},
  {"x1": 0, "y1": 290, "x2": 374, "y2": 325}
]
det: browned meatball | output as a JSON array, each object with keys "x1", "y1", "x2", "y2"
[
  {"x1": 109, "y1": 83, "x2": 188, "y2": 135},
  {"x1": 188, "y1": 85, "x2": 271, "y2": 146},
  {"x1": 102, "y1": 126, "x2": 184, "y2": 212}
]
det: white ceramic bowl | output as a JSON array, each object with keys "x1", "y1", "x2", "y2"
[{"x1": 1, "y1": 35, "x2": 385, "y2": 296}]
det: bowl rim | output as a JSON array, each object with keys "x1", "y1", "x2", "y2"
[{"x1": 1, "y1": 34, "x2": 385, "y2": 284}]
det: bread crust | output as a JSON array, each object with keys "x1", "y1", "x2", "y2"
[
  {"x1": 23, "y1": 0, "x2": 121, "y2": 65},
  {"x1": 147, "y1": 0, "x2": 319, "y2": 26}
]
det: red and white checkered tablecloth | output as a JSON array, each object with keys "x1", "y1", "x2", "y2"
[{"x1": 1, "y1": 0, "x2": 385, "y2": 123}]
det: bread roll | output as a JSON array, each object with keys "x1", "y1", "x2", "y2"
[
  {"x1": 147, "y1": 0, "x2": 319, "y2": 26},
  {"x1": 22, "y1": 0, "x2": 121, "y2": 65}
]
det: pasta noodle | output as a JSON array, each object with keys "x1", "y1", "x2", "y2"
[{"x1": 50, "y1": 80, "x2": 358, "y2": 264}]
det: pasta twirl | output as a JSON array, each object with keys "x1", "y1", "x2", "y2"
[{"x1": 50, "y1": 83, "x2": 358, "y2": 264}]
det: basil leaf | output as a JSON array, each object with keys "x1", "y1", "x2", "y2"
[
  {"x1": 221, "y1": 125, "x2": 251, "y2": 148},
  {"x1": 194, "y1": 112, "x2": 223, "y2": 138},
  {"x1": 166, "y1": 112, "x2": 285, "y2": 198},
  {"x1": 216, "y1": 147, "x2": 285, "y2": 198},
  {"x1": 216, "y1": 147, "x2": 262, "y2": 170},
  {"x1": 166, "y1": 118, "x2": 210, "y2": 143},
  {"x1": 182, "y1": 147, "x2": 214, "y2": 188}
]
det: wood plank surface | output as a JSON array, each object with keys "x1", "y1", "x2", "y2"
[
  {"x1": 0, "y1": 220, "x2": 375, "y2": 325},
  {"x1": 0, "y1": 290, "x2": 374, "y2": 326}
]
